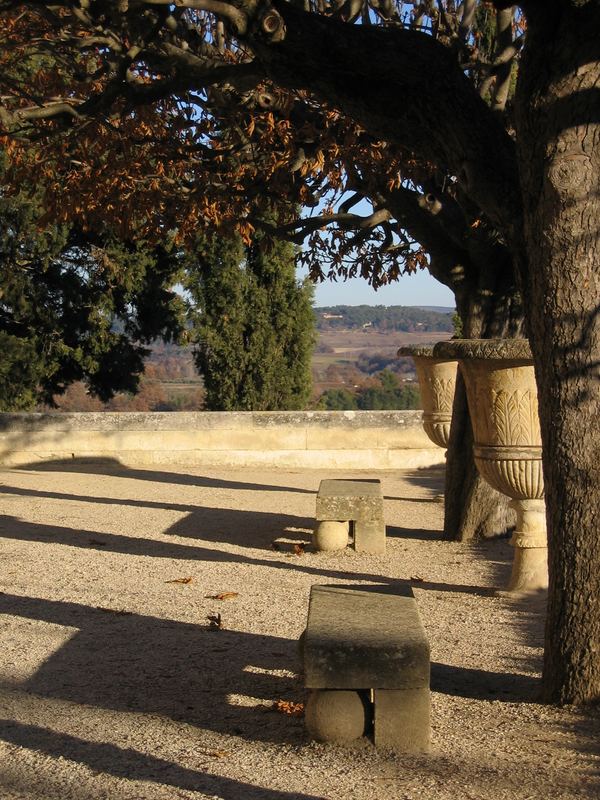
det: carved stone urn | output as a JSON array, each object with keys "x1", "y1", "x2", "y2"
[
  {"x1": 433, "y1": 339, "x2": 546, "y2": 593},
  {"x1": 397, "y1": 344, "x2": 457, "y2": 450}
]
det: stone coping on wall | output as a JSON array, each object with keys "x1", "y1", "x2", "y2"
[{"x1": 0, "y1": 410, "x2": 444, "y2": 469}]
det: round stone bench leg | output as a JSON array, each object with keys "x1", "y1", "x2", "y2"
[
  {"x1": 305, "y1": 689, "x2": 371, "y2": 743},
  {"x1": 313, "y1": 520, "x2": 349, "y2": 552}
]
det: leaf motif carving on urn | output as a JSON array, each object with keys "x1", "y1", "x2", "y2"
[
  {"x1": 429, "y1": 377, "x2": 454, "y2": 413},
  {"x1": 491, "y1": 390, "x2": 539, "y2": 446}
]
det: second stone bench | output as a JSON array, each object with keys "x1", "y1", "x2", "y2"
[
  {"x1": 302, "y1": 583, "x2": 431, "y2": 752},
  {"x1": 314, "y1": 478, "x2": 386, "y2": 554}
]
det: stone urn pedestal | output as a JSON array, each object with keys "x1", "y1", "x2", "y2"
[
  {"x1": 433, "y1": 339, "x2": 547, "y2": 594},
  {"x1": 398, "y1": 345, "x2": 457, "y2": 503}
]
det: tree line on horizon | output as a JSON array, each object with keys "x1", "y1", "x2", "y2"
[{"x1": 316, "y1": 305, "x2": 454, "y2": 332}]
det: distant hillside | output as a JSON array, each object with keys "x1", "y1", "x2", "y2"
[
  {"x1": 411, "y1": 305, "x2": 455, "y2": 314},
  {"x1": 315, "y1": 304, "x2": 454, "y2": 333}
]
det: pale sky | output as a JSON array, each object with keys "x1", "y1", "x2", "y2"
[{"x1": 299, "y1": 266, "x2": 455, "y2": 308}]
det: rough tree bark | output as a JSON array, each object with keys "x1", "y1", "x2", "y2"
[
  {"x1": 516, "y1": 0, "x2": 600, "y2": 704},
  {"x1": 443, "y1": 248, "x2": 523, "y2": 541},
  {"x1": 386, "y1": 169, "x2": 523, "y2": 541},
  {"x1": 261, "y1": 0, "x2": 600, "y2": 703}
]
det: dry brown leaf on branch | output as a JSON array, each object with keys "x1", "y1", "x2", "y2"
[
  {"x1": 206, "y1": 613, "x2": 224, "y2": 630},
  {"x1": 165, "y1": 577, "x2": 193, "y2": 584},
  {"x1": 204, "y1": 592, "x2": 239, "y2": 601}
]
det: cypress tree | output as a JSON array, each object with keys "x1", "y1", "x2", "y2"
[{"x1": 188, "y1": 229, "x2": 315, "y2": 411}]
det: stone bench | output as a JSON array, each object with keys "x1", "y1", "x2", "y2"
[
  {"x1": 302, "y1": 583, "x2": 430, "y2": 752},
  {"x1": 314, "y1": 478, "x2": 385, "y2": 554}
]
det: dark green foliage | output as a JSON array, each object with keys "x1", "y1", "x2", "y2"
[
  {"x1": 319, "y1": 388, "x2": 358, "y2": 410},
  {"x1": 319, "y1": 370, "x2": 420, "y2": 411},
  {"x1": 357, "y1": 370, "x2": 420, "y2": 410},
  {"x1": 0, "y1": 156, "x2": 186, "y2": 410},
  {"x1": 188, "y1": 229, "x2": 315, "y2": 411},
  {"x1": 451, "y1": 311, "x2": 463, "y2": 337},
  {"x1": 316, "y1": 305, "x2": 454, "y2": 332},
  {"x1": 0, "y1": 332, "x2": 47, "y2": 410}
]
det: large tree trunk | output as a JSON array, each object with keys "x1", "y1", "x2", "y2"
[
  {"x1": 443, "y1": 249, "x2": 523, "y2": 541},
  {"x1": 516, "y1": 2, "x2": 600, "y2": 704},
  {"x1": 443, "y1": 373, "x2": 516, "y2": 540}
]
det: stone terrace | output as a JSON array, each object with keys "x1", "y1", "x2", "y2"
[{"x1": 0, "y1": 461, "x2": 598, "y2": 800}]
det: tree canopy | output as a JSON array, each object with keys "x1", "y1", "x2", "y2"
[
  {"x1": 0, "y1": 152, "x2": 186, "y2": 408},
  {"x1": 0, "y1": 2, "x2": 524, "y2": 335}
]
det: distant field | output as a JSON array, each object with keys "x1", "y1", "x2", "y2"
[
  {"x1": 312, "y1": 328, "x2": 452, "y2": 394},
  {"x1": 318, "y1": 328, "x2": 452, "y2": 355}
]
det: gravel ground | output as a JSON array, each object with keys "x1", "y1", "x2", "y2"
[{"x1": 0, "y1": 461, "x2": 598, "y2": 800}]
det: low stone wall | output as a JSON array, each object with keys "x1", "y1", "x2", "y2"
[{"x1": 0, "y1": 411, "x2": 444, "y2": 469}]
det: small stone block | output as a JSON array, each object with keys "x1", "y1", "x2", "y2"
[
  {"x1": 354, "y1": 518, "x2": 385, "y2": 554},
  {"x1": 304, "y1": 584, "x2": 430, "y2": 690},
  {"x1": 373, "y1": 688, "x2": 430, "y2": 752},
  {"x1": 316, "y1": 479, "x2": 383, "y2": 522}
]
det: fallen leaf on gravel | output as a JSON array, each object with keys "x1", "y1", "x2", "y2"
[
  {"x1": 273, "y1": 700, "x2": 304, "y2": 717},
  {"x1": 206, "y1": 613, "x2": 223, "y2": 630},
  {"x1": 165, "y1": 577, "x2": 193, "y2": 584},
  {"x1": 293, "y1": 543, "x2": 306, "y2": 556},
  {"x1": 252, "y1": 701, "x2": 304, "y2": 716},
  {"x1": 410, "y1": 575, "x2": 425, "y2": 582},
  {"x1": 207, "y1": 750, "x2": 230, "y2": 758},
  {"x1": 205, "y1": 592, "x2": 238, "y2": 600}
]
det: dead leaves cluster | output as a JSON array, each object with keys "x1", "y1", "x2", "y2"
[
  {"x1": 255, "y1": 699, "x2": 304, "y2": 717},
  {"x1": 271, "y1": 539, "x2": 308, "y2": 556}
]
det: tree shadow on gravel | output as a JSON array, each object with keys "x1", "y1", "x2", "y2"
[
  {"x1": 18, "y1": 458, "x2": 317, "y2": 495},
  {"x1": 0, "y1": 720, "x2": 325, "y2": 800},
  {"x1": 0, "y1": 483, "x2": 198, "y2": 515},
  {"x1": 386, "y1": 524, "x2": 441, "y2": 541},
  {"x1": 409, "y1": 579, "x2": 495, "y2": 597},
  {"x1": 163, "y1": 506, "x2": 316, "y2": 549},
  {"x1": 0, "y1": 514, "x2": 395, "y2": 585},
  {"x1": 0, "y1": 593, "x2": 305, "y2": 747},
  {"x1": 431, "y1": 662, "x2": 541, "y2": 702},
  {"x1": 386, "y1": 465, "x2": 445, "y2": 501}
]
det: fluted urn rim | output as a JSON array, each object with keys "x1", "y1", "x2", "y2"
[
  {"x1": 397, "y1": 343, "x2": 456, "y2": 359},
  {"x1": 433, "y1": 338, "x2": 533, "y2": 362}
]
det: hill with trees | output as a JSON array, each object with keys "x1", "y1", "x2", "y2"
[{"x1": 316, "y1": 305, "x2": 454, "y2": 332}]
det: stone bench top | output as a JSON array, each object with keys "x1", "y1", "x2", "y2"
[
  {"x1": 316, "y1": 479, "x2": 383, "y2": 521},
  {"x1": 304, "y1": 583, "x2": 430, "y2": 690}
]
